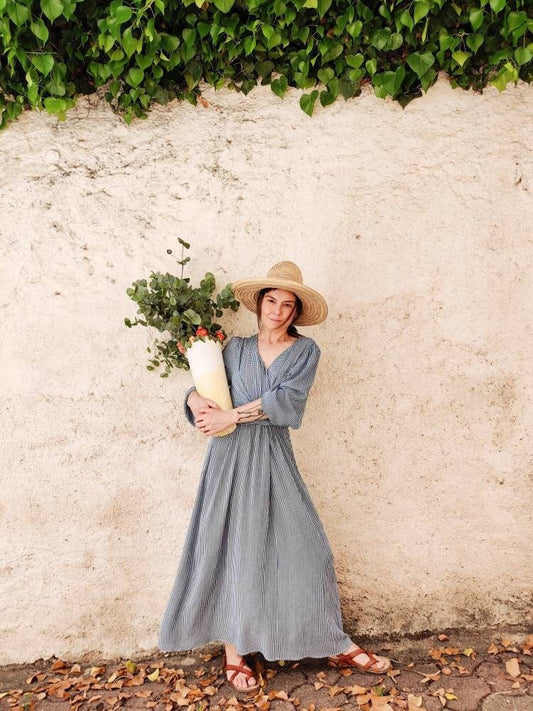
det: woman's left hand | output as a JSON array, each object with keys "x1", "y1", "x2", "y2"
[{"x1": 195, "y1": 407, "x2": 237, "y2": 436}]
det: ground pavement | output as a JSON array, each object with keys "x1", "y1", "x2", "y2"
[{"x1": 1, "y1": 626, "x2": 531, "y2": 711}]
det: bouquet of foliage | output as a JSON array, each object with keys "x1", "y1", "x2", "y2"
[{"x1": 125, "y1": 239, "x2": 239, "y2": 377}]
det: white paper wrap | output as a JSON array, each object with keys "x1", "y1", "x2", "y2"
[{"x1": 186, "y1": 338, "x2": 236, "y2": 437}]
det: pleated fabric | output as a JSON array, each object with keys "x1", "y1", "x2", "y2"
[{"x1": 158, "y1": 334, "x2": 352, "y2": 661}]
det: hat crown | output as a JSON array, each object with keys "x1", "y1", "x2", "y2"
[{"x1": 266, "y1": 261, "x2": 303, "y2": 285}]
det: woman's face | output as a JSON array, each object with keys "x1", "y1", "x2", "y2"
[{"x1": 260, "y1": 289, "x2": 297, "y2": 331}]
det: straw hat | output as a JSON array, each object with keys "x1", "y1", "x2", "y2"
[{"x1": 232, "y1": 261, "x2": 328, "y2": 326}]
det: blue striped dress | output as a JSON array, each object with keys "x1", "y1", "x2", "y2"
[{"x1": 158, "y1": 334, "x2": 352, "y2": 660}]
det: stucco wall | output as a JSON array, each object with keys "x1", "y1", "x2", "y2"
[{"x1": 1, "y1": 77, "x2": 532, "y2": 665}]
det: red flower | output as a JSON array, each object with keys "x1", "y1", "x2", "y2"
[
  {"x1": 215, "y1": 330, "x2": 226, "y2": 342},
  {"x1": 195, "y1": 327, "x2": 208, "y2": 337},
  {"x1": 177, "y1": 342, "x2": 186, "y2": 355}
]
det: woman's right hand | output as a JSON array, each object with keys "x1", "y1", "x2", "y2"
[{"x1": 187, "y1": 390, "x2": 220, "y2": 421}]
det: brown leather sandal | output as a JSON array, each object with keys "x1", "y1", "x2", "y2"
[
  {"x1": 327, "y1": 646, "x2": 392, "y2": 674},
  {"x1": 222, "y1": 654, "x2": 260, "y2": 693}
]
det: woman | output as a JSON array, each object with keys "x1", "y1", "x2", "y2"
[{"x1": 158, "y1": 261, "x2": 391, "y2": 692}]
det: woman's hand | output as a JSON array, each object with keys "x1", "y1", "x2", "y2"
[
  {"x1": 187, "y1": 390, "x2": 219, "y2": 419},
  {"x1": 195, "y1": 407, "x2": 238, "y2": 436}
]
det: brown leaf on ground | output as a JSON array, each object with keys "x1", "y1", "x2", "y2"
[
  {"x1": 501, "y1": 639, "x2": 512, "y2": 648},
  {"x1": 441, "y1": 668, "x2": 452, "y2": 676},
  {"x1": 488, "y1": 642, "x2": 501, "y2": 655},
  {"x1": 505, "y1": 658, "x2": 521, "y2": 678},
  {"x1": 339, "y1": 668, "x2": 353, "y2": 676},
  {"x1": 521, "y1": 635, "x2": 533, "y2": 650},
  {"x1": 421, "y1": 672, "x2": 441, "y2": 684},
  {"x1": 346, "y1": 685, "x2": 369, "y2": 695},
  {"x1": 406, "y1": 662, "x2": 415, "y2": 670},
  {"x1": 407, "y1": 694, "x2": 423, "y2": 709},
  {"x1": 462, "y1": 648, "x2": 475, "y2": 658},
  {"x1": 443, "y1": 648, "x2": 460, "y2": 656},
  {"x1": 511, "y1": 681, "x2": 522, "y2": 689},
  {"x1": 328, "y1": 685, "x2": 344, "y2": 697},
  {"x1": 356, "y1": 693, "x2": 371, "y2": 705},
  {"x1": 314, "y1": 682, "x2": 324, "y2": 690}
]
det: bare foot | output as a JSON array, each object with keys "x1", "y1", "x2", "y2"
[
  {"x1": 330, "y1": 642, "x2": 391, "y2": 673},
  {"x1": 224, "y1": 643, "x2": 258, "y2": 691}
]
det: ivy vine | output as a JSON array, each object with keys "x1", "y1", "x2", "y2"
[{"x1": 0, "y1": 0, "x2": 531, "y2": 128}]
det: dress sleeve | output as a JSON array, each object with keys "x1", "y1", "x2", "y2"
[
  {"x1": 261, "y1": 341, "x2": 321, "y2": 429},
  {"x1": 183, "y1": 385, "x2": 197, "y2": 427}
]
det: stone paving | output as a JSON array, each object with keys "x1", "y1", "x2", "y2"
[{"x1": 0, "y1": 626, "x2": 531, "y2": 711}]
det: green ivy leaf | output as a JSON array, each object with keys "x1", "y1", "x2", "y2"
[
  {"x1": 413, "y1": 2, "x2": 429, "y2": 24},
  {"x1": 40, "y1": 0, "x2": 64, "y2": 23},
  {"x1": 318, "y1": 67, "x2": 334, "y2": 84},
  {"x1": 300, "y1": 89, "x2": 319, "y2": 116},
  {"x1": 271, "y1": 75, "x2": 288, "y2": 97},
  {"x1": 365, "y1": 57, "x2": 377, "y2": 77},
  {"x1": 489, "y1": 0, "x2": 505, "y2": 12},
  {"x1": 406, "y1": 51, "x2": 435, "y2": 78},
  {"x1": 469, "y1": 8, "x2": 483, "y2": 32},
  {"x1": 126, "y1": 67, "x2": 144, "y2": 87},
  {"x1": 514, "y1": 47, "x2": 531, "y2": 67},
  {"x1": 31, "y1": 53, "x2": 54, "y2": 76},
  {"x1": 466, "y1": 33, "x2": 484, "y2": 53},
  {"x1": 213, "y1": 0, "x2": 235, "y2": 11},
  {"x1": 122, "y1": 28, "x2": 139, "y2": 58},
  {"x1": 30, "y1": 19, "x2": 49, "y2": 43},
  {"x1": 317, "y1": 0, "x2": 332, "y2": 18},
  {"x1": 113, "y1": 5, "x2": 133, "y2": 24},
  {"x1": 8, "y1": 3, "x2": 30, "y2": 25},
  {"x1": 452, "y1": 50, "x2": 472, "y2": 67},
  {"x1": 346, "y1": 21, "x2": 362, "y2": 38}
]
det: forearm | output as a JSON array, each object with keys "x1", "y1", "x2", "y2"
[{"x1": 233, "y1": 398, "x2": 267, "y2": 424}]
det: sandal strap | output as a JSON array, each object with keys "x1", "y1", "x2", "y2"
[
  {"x1": 224, "y1": 663, "x2": 256, "y2": 684},
  {"x1": 335, "y1": 647, "x2": 379, "y2": 670}
]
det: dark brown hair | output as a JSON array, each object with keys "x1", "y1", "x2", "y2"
[{"x1": 256, "y1": 288, "x2": 302, "y2": 338}]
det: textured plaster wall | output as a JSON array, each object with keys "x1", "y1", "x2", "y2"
[{"x1": 1, "y1": 78, "x2": 532, "y2": 665}]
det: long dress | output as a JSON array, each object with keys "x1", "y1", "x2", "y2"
[{"x1": 158, "y1": 334, "x2": 352, "y2": 661}]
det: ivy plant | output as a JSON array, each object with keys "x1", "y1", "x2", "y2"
[{"x1": 0, "y1": 0, "x2": 531, "y2": 128}]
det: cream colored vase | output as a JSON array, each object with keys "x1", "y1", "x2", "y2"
[{"x1": 186, "y1": 339, "x2": 236, "y2": 437}]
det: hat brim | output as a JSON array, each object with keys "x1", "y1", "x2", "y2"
[{"x1": 232, "y1": 277, "x2": 328, "y2": 326}]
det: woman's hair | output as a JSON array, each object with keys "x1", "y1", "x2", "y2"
[{"x1": 256, "y1": 288, "x2": 302, "y2": 338}]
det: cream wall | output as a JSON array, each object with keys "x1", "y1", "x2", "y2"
[{"x1": 1, "y1": 78, "x2": 532, "y2": 664}]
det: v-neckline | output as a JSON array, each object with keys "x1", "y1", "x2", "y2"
[{"x1": 254, "y1": 333, "x2": 301, "y2": 371}]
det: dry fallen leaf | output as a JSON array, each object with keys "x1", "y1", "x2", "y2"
[
  {"x1": 421, "y1": 672, "x2": 441, "y2": 684},
  {"x1": 488, "y1": 642, "x2": 500, "y2": 655},
  {"x1": 313, "y1": 682, "x2": 324, "y2": 690},
  {"x1": 501, "y1": 638, "x2": 512, "y2": 648},
  {"x1": 438, "y1": 634, "x2": 449, "y2": 642},
  {"x1": 406, "y1": 662, "x2": 415, "y2": 670},
  {"x1": 441, "y1": 667, "x2": 452, "y2": 676},
  {"x1": 445, "y1": 693, "x2": 458, "y2": 700},
  {"x1": 339, "y1": 668, "x2": 353, "y2": 677},
  {"x1": 511, "y1": 681, "x2": 522, "y2": 689},
  {"x1": 347, "y1": 685, "x2": 369, "y2": 695},
  {"x1": 328, "y1": 685, "x2": 344, "y2": 697},
  {"x1": 147, "y1": 669, "x2": 160, "y2": 682},
  {"x1": 462, "y1": 648, "x2": 475, "y2": 658},
  {"x1": 407, "y1": 693, "x2": 423, "y2": 709},
  {"x1": 505, "y1": 658, "x2": 521, "y2": 678}
]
